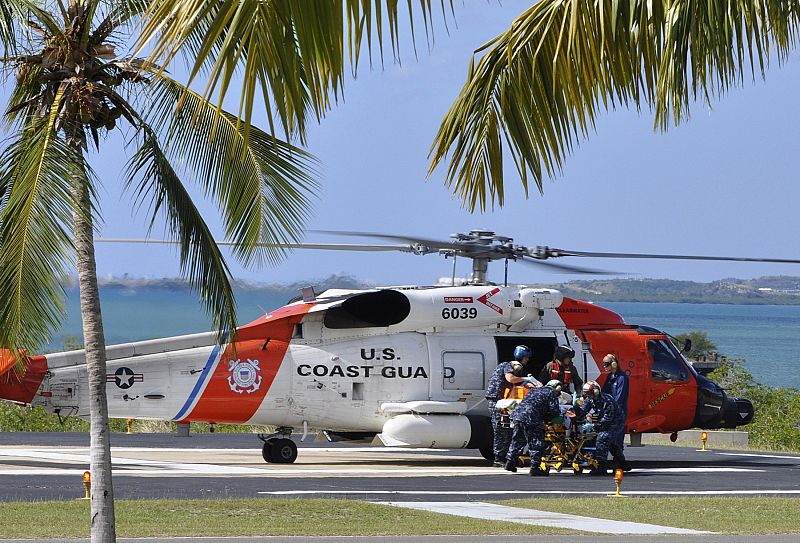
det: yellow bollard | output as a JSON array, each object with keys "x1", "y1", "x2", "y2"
[
  {"x1": 81, "y1": 471, "x2": 91, "y2": 500},
  {"x1": 126, "y1": 418, "x2": 135, "y2": 434},
  {"x1": 696, "y1": 431, "x2": 712, "y2": 452},
  {"x1": 608, "y1": 468, "x2": 627, "y2": 497}
]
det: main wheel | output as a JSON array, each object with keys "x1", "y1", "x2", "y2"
[
  {"x1": 478, "y1": 444, "x2": 494, "y2": 462},
  {"x1": 269, "y1": 437, "x2": 298, "y2": 463}
]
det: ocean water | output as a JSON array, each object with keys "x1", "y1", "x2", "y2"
[
  {"x1": 49, "y1": 289, "x2": 800, "y2": 388},
  {"x1": 603, "y1": 302, "x2": 800, "y2": 388}
]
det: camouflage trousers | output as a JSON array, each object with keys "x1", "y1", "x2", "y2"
[
  {"x1": 506, "y1": 422, "x2": 545, "y2": 464},
  {"x1": 595, "y1": 421, "x2": 626, "y2": 461},
  {"x1": 489, "y1": 401, "x2": 512, "y2": 461}
]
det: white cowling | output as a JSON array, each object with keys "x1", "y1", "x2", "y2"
[{"x1": 373, "y1": 413, "x2": 472, "y2": 448}]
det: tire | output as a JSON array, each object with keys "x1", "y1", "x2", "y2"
[
  {"x1": 261, "y1": 442, "x2": 273, "y2": 463},
  {"x1": 269, "y1": 437, "x2": 298, "y2": 464},
  {"x1": 478, "y1": 444, "x2": 494, "y2": 462}
]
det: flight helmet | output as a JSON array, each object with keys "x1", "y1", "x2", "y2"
[
  {"x1": 513, "y1": 345, "x2": 532, "y2": 362},
  {"x1": 545, "y1": 380, "x2": 563, "y2": 393},
  {"x1": 582, "y1": 380, "x2": 600, "y2": 398},
  {"x1": 554, "y1": 345, "x2": 575, "y2": 362}
]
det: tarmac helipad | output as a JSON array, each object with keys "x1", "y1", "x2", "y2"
[{"x1": 0, "y1": 432, "x2": 798, "y2": 501}]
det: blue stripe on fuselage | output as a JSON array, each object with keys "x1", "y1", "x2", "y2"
[{"x1": 172, "y1": 332, "x2": 228, "y2": 421}]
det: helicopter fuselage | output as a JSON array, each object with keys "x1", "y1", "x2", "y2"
[{"x1": 0, "y1": 284, "x2": 753, "y2": 458}]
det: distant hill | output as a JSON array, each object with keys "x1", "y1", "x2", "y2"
[
  {"x1": 63, "y1": 274, "x2": 800, "y2": 305},
  {"x1": 543, "y1": 276, "x2": 800, "y2": 305}
]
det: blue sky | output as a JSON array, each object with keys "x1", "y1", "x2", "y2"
[{"x1": 7, "y1": 3, "x2": 800, "y2": 287}]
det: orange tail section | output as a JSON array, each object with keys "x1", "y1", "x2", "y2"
[{"x1": 0, "y1": 350, "x2": 47, "y2": 404}]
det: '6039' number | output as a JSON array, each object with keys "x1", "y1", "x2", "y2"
[{"x1": 441, "y1": 307, "x2": 478, "y2": 319}]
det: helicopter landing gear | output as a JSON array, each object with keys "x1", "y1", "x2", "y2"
[
  {"x1": 258, "y1": 427, "x2": 298, "y2": 464},
  {"x1": 478, "y1": 444, "x2": 494, "y2": 462}
]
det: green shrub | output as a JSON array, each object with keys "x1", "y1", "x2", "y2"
[{"x1": 709, "y1": 361, "x2": 800, "y2": 451}]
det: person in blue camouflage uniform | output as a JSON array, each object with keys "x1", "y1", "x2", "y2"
[
  {"x1": 485, "y1": 345, "x2": 533, "y2": 466},
  {"x1": 505, "y1": 380, "x2": 562, "y2": 476},
  {"x1": 577, "y1": 380, "x2": 627, "y2": 475},
  {"x1": 601, "y1": 354, "x2": 632, "y2": 472}
]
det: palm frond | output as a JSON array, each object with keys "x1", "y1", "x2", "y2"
[
  {"x1": 124, "y1": 127, "x2": 238, "y2": 339},
  {"x1": 138, "y1": 0, "x2": 449, "y2": 142},
  {"x1": 0, "y1": 0, "x2": 30, "y2": 54},
  {"x1": 429, "y1": 0, "x2": 800, "y2": 211},
  {"x1": 143, "y1": 72, "x2": 319, "y2": 268},
  {"x1": 0, "y1": 95, "x2": 78, "y2": 352},
  {"x1": 4, "y1": 63, "x2": 45, "y2": 128}
]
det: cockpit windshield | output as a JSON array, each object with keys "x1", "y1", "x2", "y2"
[{"x1": 647, "y1": 339, "x2": 695, "y2": 383}]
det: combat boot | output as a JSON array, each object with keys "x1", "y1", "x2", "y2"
[
  {"x1": 504, "y1": 460, "x2": 517, "y2": 472},
  {"x1": 614, "y1": 455, "x2": 633, "y2": 472},
  {"x1": 589, "y1": 461, "x2": 608, "y2": 476},
  {"x1": 529, "y1": 465, "x2": 548, "y2": 476}
]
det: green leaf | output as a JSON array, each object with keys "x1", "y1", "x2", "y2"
[
  {"x1": 429, "y1": 0, "x2": 800, "y2": 211},
  {"x1": 124, "y1": 128, "x2": 238, "y2": 339},
  {"x1": 142, "y1": 72, "x2": 319, "y2": 268},
  {"x1": 138, "y1": 0, "x2": 450, "y2": 142},
  {"x1": 0, "y1": 104, "x2": 78, "y2": 352}
]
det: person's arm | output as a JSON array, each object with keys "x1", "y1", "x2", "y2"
[
  {"x1": 611, "y1": 375, "x2": 624, "y2": 405},
  {"x1": 505, "y1": 372, "x2": 524, "y2": 384},
  {"x1": 572, "y1": 369, "x2": 583, "y2": 391},
  {"x1": 595, "y1": 399, "x2": 615, "y2": 430},
  {"x1": 538, "y1": 363, "x2": 550, "y2": 384}
]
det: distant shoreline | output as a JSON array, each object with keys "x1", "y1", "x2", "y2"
[{"x1": 61, "y1": 274, "x2": 800, "y2": 306}]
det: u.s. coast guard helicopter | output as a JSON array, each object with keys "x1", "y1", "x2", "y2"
[{"x1": 1, "y1": 229, "x2": 795, "y2": 463}]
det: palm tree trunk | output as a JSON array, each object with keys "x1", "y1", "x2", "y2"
[{"x1": 71, "y1": 174, "x2": 116, "y2": 543}]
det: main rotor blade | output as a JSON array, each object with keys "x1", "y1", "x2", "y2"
[
  {"x1": 96, "y1": 238, "x2": 418, "y2": 252},
  {"x1": 518, "y1": 255, "x2": 615, "y2": 275},
  {"x1": 548, "y1": 248, "x2": 800, "y2": 264},
  {"x1": 311, "y1": 230, "x2": 459, "y2": 251}
]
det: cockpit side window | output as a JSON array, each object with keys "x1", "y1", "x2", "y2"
[{"x1": 647, "y1": 339, "x2": 690, "y2": 383}]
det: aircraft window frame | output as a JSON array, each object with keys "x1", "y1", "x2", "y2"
[
  {"x1": 441, "y1": 351, "x2": 485, "y2": 391},
  {"x1": 647, "y1": 339, "x2": 691, "y2": 384}
]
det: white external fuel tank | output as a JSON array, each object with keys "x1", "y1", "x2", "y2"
[{"x1": 374, "y1": 413, "x2": 472, "y2": 448}]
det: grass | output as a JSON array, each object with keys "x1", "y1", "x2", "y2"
[
  {"x1": 504, "y1": 497, "x2": 800, "y2": 534},
  {"x1": 0, "y1": 498, "x2": 576, "y2": 538},
  {"x1": 1, "y1": 497, "x2": 798, "y2": 538}
]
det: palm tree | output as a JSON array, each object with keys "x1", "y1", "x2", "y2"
[
  {"x1": 137, "y1": 1, "x2": 446, "y2": 147},
  {"x1": 138, "y1": 1, "x2": 800, "y2": 212},
  {"x1": 429, "y1": 1, "x2": 800, "y2": 210},
  {"x1": 0, "y1": 1, "x2": 316, "y2": 541}
]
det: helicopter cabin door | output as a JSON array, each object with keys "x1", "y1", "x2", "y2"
[{"x1": 426, "y1": 335, "x2": 495, "y2": 401}]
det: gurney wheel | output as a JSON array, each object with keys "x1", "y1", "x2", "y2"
[{"x1": 572, "y1": 463, "x2": 583, "y2": 474}]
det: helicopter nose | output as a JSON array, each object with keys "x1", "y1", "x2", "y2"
[{"x1": 693, "y1": 374, "x2": 754, "y2": 429}]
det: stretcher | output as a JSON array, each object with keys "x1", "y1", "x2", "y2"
[{"x1": 497, "y1": 385, "x2": 600, "y2": 474}]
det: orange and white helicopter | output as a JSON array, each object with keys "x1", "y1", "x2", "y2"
[{"x1": 1, "y1": 229, "x2": 796, "y2": 464}]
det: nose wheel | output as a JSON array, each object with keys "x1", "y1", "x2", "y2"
[{"x1": 258, "y1": 428, "x2": 298, "y2": 463}]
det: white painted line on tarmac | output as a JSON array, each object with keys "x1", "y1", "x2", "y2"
[
  {"x1": 0, "y1": 449, "x2": 265, "y2": 475},
  {"x1": 642, "y1": 467, "x2": 765, "y2": 473},
  {"x1": 260, "y1": 489, "x2": 800, "y2": 496},
  {"x1": 718, "y1": 452, "x2": 800, "y2": 460},
  {"x1": 378, "y1": 501, "x2": 711, "y2": 535}
]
